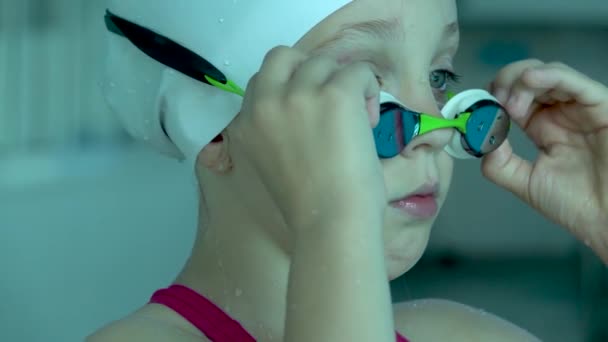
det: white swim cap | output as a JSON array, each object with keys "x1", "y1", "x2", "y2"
[{"x1": 103, "y1": 1, "x2": 351, "y2": 161}]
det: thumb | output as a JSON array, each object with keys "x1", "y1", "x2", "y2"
[
  {"x1": 481, "y1": 139, "x2": 533, "y2": 204},
  {"x1": 366, "y1": 92, "x2": 380, "y2": 127}
]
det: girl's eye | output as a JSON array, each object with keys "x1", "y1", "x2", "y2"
[{"x1": 429, "y1": 69, "x2": 461, "y2": 91}]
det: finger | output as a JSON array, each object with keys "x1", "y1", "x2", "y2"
[
  {"x1": 491, "y1": 59, "x2": 545, "y2": 103},
  {"x1": 506, "y1": 65, "x2": 575, "y2": 120},
  {"x1": 481, "y1": 139, "x2": 532, "y2": 204},
  {"x1": 520, "y1": 63, "x2": 608, "y2": 107},
  {"x1": 289, "y1": 54, "x2": 340, "y2": 90},
  {"x1": 237, "y1": 46, "x2": 307, "y2": 135},
  {"x1": 503, "y1": 87, "x2": 538, "y2": 123},
  {"x1": 329, "y1": 62, "x2": 380, "y2": 98},
  {"x1": 256, "y1": 46, "x2": 308, "y2": 95},
  {"x1": 327, "y1": 62, "x2": 381, "y2": 124},
  {"x1": 504, "y1": 63, "x2": 608, "y2": 129},
  {"x1": 503, "y1": 66, "x2": 577, "y2": 123}
]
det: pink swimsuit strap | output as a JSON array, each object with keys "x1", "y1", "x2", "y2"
[{"x1": 150, "y1": 284, "x2": 409, "y2": 342}]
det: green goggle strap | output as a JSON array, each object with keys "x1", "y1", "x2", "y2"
[
  {"x1": 206, "y1": 75, "x2": 473, "y2": 138},
  {"x1": 418, "y1": 112, "x2": 471, "y2": 136},
  {"x1": 205, "y1": 76, "x2": 246, "y2": 97}
]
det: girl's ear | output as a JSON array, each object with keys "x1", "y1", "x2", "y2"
[{"x1": 196, "y1": 132, "x2": 233, "y2": 174}]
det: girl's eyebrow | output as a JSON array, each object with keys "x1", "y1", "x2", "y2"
[
  {"x1": 313, "y1": 18, "x2": 403, "y2": 53},
  {"x1": 312, "y1": 17, "x2": 459, "y2": 53},
  {"x1": 341, "y1": 18, "x2": 404, "y2": 42}
]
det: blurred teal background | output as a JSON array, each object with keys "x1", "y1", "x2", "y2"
[{"x1": 1, "y1": 0, "x2": 607, "y2": 341}]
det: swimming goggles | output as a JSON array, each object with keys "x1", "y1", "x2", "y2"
[{"x1": 104, "y1": 10, "x2": 510, "y2": 159}]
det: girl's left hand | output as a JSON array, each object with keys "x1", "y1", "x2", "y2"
[{"x1": 482, "y1": 59, "x2": 608, "y2": 264}]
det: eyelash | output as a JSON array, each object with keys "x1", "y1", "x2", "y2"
[
  {"x1": 374, "y1": 69, "x2": 462, "y2": 91},
  {"x1": 433, "y1": 69, "x2": 462, "y2": 91}
]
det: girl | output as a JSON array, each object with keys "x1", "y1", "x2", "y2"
[{"x1": 90, "y1": 0, "x2": 608, "y2": 341}]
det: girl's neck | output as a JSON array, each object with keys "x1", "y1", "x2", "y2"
[{"x1": 175, "y1": 219, "x2": 291, "y2": 341}]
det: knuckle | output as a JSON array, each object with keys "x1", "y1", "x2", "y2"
[
  {"x1": 264, "y1": 45, "x2": 306, "y2": 67},
  {"x1": 497, "y1": 59, "x2": 544, "y2": 80},
  {"x1": 521, "y1": 66, "x2": 537, "y2": 79},
  {"x1": 547, "y1": 61, "x2": 567, "y2": 69},
  {"x1": 494, "y1": 66, "x2": 513, "y2": 80},
  {"x1": 525, "y1": 58, "x2": 544, "y2": 66},
  {"x1": 518, "y1": 59, "x2": 545, "y2": 73},
  {"x1": 263, "y1": 45, "x2": 290, "y2": 65}
]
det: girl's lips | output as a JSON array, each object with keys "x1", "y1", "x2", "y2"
[
  {"x1": 390, "y1": 195, "x2": 438, "y2": 219},
  {"x1": 389, "y1": 183, "x2": 439, "y2": 219}
]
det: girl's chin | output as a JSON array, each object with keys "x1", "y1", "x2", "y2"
[
  {"x1": 385, "y1": 240, "x2": 429, "y2": 281},
  {"x1": 386, "y1": 257, "x2": 419, "y2": 281}
]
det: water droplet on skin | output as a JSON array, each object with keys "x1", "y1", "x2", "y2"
[
  {"x1": 224, "y1": 60, "x2": 231, "y2": 66},
  {"x1": 143, "y1": 136, "x2": 149, "y2": 141},
  {"x1": 235, "y1": 288, "x2": 243, "y2": 297},
  {"x1": 218, "y1": 18, "x2": 225, "y2": 23},
  {"x1": 489, "y1": 136, "x2": 496, "y2": 145},
  {"x1": 225, "y1": 305, "x2": 231, "y2": 313},
  {"x1": 109, "y1": 82, "x2": 116, "y2": 88}
]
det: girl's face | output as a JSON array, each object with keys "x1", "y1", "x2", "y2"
[{"x1": 294, "y1": 0, "x2": 459, "y2": 279}]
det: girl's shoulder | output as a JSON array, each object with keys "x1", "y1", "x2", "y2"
[
  {"x1": 86, "y1": 304, "x2": 209, "y2": 342},
  {"x1": 393, "y1": 298, "x2": 541, "y2": 342}
]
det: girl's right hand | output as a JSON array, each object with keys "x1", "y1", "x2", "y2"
[{"x1": 228, "y1": 46, "x2": 387, "y2": 230}]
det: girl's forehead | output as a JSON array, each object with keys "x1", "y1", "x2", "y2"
[
  {"x1": 336, "y1": 0, "x2": 457, "y2": 26},
  {"x1": 296, "y1": 0, "x2": 458, "y2": 53}
]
